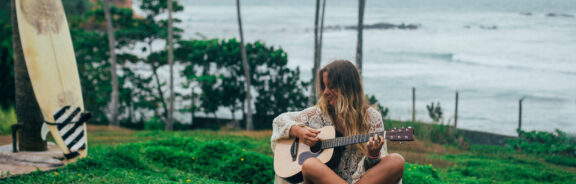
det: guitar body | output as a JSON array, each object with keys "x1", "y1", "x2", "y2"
[{"x1": 274, "y1": 126, "x2": 337, "y2": 183}]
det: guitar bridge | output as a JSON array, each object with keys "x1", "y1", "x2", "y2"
[{"x1": 290, "y1": 138, "x2": 299, "y2": 161}]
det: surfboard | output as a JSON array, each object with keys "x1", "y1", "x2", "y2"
[{"x1": 15, "y1": 0, "x2": 89, "y2": 163}]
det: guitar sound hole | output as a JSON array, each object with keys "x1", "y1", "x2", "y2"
[{"x1": 310, "y1": 141, "x2": 322, "y2": 153}]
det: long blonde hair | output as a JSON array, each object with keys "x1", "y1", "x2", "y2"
[{"x1": 316, "y1": 60, "x2": 371, "y2": 154}]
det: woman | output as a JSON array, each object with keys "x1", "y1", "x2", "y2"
[{"x1": 271, "y1": 60, "x2": 405, "y2": 184}]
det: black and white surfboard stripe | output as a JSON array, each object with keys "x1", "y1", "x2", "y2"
[{"x1": 53, "y1": 106, "x2": 86, "y2": 152}]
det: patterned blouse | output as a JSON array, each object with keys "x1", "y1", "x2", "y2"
[{"x1": 271, "y1": 106, "x2": 388, "y2": 184}]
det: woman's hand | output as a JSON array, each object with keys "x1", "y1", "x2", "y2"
[
  {"x1": 290, "y1": 125, "x2": 321, "y2": 146},
  {"x1": 367, "y1": 134, "x2": 384, "y2": 158}
]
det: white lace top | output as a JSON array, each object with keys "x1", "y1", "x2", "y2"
[{"x1": 271, "y1": 106, "x2": 388, "y2": 184}]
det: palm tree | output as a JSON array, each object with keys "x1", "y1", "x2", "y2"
[
  {"x1": 309, "y1": 0, "x2": 326, "y2": 106},
  {"x1": 236, "y1": 0, "x2": 253, "y2": 130},
  {"x1": 356, "y1": 0, "x2": 366, "y2": 74},
  {"x1": 166, "y1": 0, "x2": 175, "y2": 131},
  {"x1": 102, "y1": 0, "x2": 119, "y2": 127},
  {"x1": 11, "y1": 0, "x2": 46, "y2": 151}
]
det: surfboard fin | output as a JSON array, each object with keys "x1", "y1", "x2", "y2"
[{"x1": 41, "y1": 122, "x2": 50, "y2": 141}]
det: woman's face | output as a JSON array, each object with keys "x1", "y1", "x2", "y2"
[{"x1": 323, "y1": 72, "x2": 337, "y2": 106}]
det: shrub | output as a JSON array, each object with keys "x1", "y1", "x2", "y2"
[
  {"x1": 545, "y1": 155, "x2": 576, "y2": 167},
  {"x1": 426, "y1": 102, "x2": 443, "y2": 123},
  {"x1": 508, "y1": 129, "x2": 575, "y2": 156},
  {"x1": 218, "y1": 151, "x2": 274, "y2": 184},
  {"x1": 0, "y1": 106, "x2": 16, "y2": 135},
  {"x1": 144, "y1": 116, "x2": 164, "y2": 130},
  {"x1": 366, "y1": 94, "x2": 389, "y2": 119}
]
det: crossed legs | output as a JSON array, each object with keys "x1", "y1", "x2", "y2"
[{"x1": 301, "y1": 153, "x2": 405, "y2": 184}]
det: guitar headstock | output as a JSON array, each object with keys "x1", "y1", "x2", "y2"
[{"x1": 386, "y1": 127, "x2": 415, "y2": 142}]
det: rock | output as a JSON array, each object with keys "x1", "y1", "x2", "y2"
[
  {"x1": 547, "y1": 13, "x2": 575, "y2": 18},
  {"x1": 344, "y1": 22, "x2": 420, "y2": 30}
]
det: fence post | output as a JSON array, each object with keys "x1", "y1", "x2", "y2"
[
  {"x1": 518, "y1": 97, "x2": 524, "y2": 136},
  {"x1": 454, "y1": 91, "x2": 459, "y2": 128},
  {"x1": 412, "y1": 87, "x2": 415, "y2": 123}
]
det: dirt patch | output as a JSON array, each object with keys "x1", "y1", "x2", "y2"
[
  {"x1": 389, "y1": 139, "x2": 461, "y2": 154},
  {"x1": 0, "y1": 142, "x2": 63, "y2": 178},
  {"x1": 229, "y1": 130, "x2": 273, "y2": 139},
  {"x1": 0, "y1": 135, "x2": 11, "y2": 146},
  {"x1": 388, "y1": 139, "x2": 459, "y2": 168},
  {"x1": 86, "y1": 124, "x2": 134, "y2": 132}
]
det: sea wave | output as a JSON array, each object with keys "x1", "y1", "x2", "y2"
[
  {"x1": 450, "y1": 54, "x2": 576, "y2": 76},
  {"x1": 381, "y1": 51, "x2": 576, "y2": 76}
]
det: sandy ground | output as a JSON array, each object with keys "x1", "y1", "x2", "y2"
[{"x1": 0, "y1": 142, "x2": 63, "y2": 178}]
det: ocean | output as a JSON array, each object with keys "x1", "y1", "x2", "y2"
[{"x1": 132, "y1": 0, "x2": 576, "y2": 136}]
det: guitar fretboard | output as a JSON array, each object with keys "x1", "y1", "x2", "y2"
[{"x1": 320, "y1": 131, "x2": 386, "y2": 149}]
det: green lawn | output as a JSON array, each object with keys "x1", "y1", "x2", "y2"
[{"x1": 1, "y1": 126, "x2": 574, "y2": 183}]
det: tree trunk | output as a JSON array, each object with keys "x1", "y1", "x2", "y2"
[
  {"x1": 190, "y1": 86, "x2": 195, "y2": 128},
  {"x1": 309, "y1": 0, "x2": 321, "y2": 106},
  {"x1": 356, "y1": 0, "x2": 366, "y2": 75},
  {"x1": 102, "y1": 0, "x2": 119, "y2": 127},
  {"x1": 236, "y1": 0, "x2": 253, "y2": 130},
  {"x1": 12, "y1": 0, "x2": 47, "y2": 151},
  {"x1": 151, "y1": 62, "x2": 168, "y2": 121},
  {"x1": 318, "y1": 0, "x2": 326, "y2": 68},
  {"x1": 165, "y1": 0, "x2": 174, "y2": 131}
]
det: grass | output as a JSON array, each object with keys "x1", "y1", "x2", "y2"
[
  {"x1": 2, "y1": 133, "x2": 272, "y2": 183},
  {"x1": 0, "y1": 107, "x2": 17, "y2": 135},
  {"x1": 2, "y1": 124, "x2": 575, "y2": 183},
  {"x1": 437, "y1": 145, "x2": 576, "y2": 183}
]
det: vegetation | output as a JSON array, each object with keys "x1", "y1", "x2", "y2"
[
  {"x1": 2, "y1": 1, "x2": 575, "y2": 183},
  {"x1": 508, "y1": 129, "x2": 575, "y2": 156},
  {"x1": 366, "y1": 94, "x2": 389, "y2": 119},
  {"x1": 426, "y1": 102, "x2": 443, "y2": 123},
  {"x1": 0, "y1": 19, "x2": 14, "y2": 109},
  {"x1": 0, "y1": 0, "x2": 309, "y2": 130},
  {"x1": 438, "y1": 145, "x2": 576, "y2": 183},
  {"x1": 6, "y1": 126, "x2": 575, "y2": 183},
  {"x1": 0, "y1": 107, "x2": 17, "y2": 135},
  {"x1": 1, "y1": 128, "x2": 441, "y2": 184}
]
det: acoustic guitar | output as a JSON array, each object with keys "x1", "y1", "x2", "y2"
[{"x1": 273, "y1": 126, "x2": 414, "y2": 183}]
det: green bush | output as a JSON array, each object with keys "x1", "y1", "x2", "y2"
[
  {"x1": 426, "y1": 102, "x2": 443, "y2": 123},
  {"x1": 143, "y1": 145, "x2": 192, "y2": 169},
  {"x1": 366, "y1": 94, "x2": 389, "y2": 119},
  {"x1": 0, "y1": 106, "x2": 16, "y2": 135},
  {"x1": 545, "y1": 155, "x2": 576, "y2": 167},
  {"x1": 403, "y1": 163, "x2": 441, "y2": 184},
  {"x1": 218, "y1": 151, "x2": 274, "y2": 184},
  {"x1": 143, "y1": 116, "x2": 164, "y2": 130},
  {"x1": 508, "y1": 129, "x2": 575, "y2": 156}
]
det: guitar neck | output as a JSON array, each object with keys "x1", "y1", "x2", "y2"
[{"x1": 320, "y1": 131, "x2": 386, "y2": 149}]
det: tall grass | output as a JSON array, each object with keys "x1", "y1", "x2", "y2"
[
  {"x1": 385, "y1": 119, "x2": 462, "y2": 145},
  {"x1": 0, "y1": 107, "x2": 17, "y2": 135}
]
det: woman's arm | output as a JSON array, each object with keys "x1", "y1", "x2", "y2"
[
  {"x1": 270, "y1": 107, "x2": 321, "y2": 151},
  {"x1": 355, "y1": 107, "x2": 389, "y2": 172}
]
